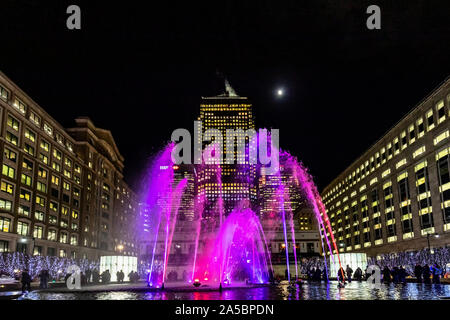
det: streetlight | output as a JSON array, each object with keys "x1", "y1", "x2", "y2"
[
  {"x1": 20, "y1": 237, "x2": 36, "y2": 255},
  {"x1": 426, "y1": 233, "x2": 440, "y2": 252}
]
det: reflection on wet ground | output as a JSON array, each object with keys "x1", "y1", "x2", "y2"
[{"x1": 22, "y1": 281, "x2": 450, "y2": 300}]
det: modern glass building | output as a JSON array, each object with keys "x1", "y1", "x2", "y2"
[{"x1": 321, "y1": 77, "x2": 450, "y2": 257}]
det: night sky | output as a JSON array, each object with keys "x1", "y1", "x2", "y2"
[{"x1": 0, "y1": 0, "x2": 449, "y2": 191}]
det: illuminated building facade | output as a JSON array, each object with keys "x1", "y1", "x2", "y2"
[
  {"x1": 0, "y1": 71, "x2": 138, "y2": 260},
  {"x1": 196, "y1": 81, "x2": 257, "y2": 219},
  {"x1": 322, "y1": 77, "x2": 450, "y2": 257},
  {"x1": 174, "y1": 164, "x2": 195, "y2": 221},
  {"x1": 259, "y1": 165, "x2": 304, "y2": 218}
]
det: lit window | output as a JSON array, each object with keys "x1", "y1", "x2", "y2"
[
  {"x1": 29, "y1": 112, "x2": 41, "y2": 127},
  {"x1": 13, "y1": 98, "x2": 26, "y2": 114},
  {"x1": 2, "y1": 165, "x2": 15, "y2": 179},
  {"x1": 44, "y1": 123, "x2": 53, "y2": 136},
  {"x1": 0, "y1": 181, "x2": 14, "y2": 195},
  {"x1": 0, "y1": 84, "x2": 9, "y2": 101}
]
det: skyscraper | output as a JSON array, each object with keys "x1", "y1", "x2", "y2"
[{"x1": 196, "y1": 80, "x2": 257, "y2": 219}]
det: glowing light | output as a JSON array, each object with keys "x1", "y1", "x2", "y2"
[{"x1": 277, "y1": 89, "x2": 284, "y2": 96}]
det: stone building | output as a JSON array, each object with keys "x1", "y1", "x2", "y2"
[
  {"x1": 0, "y1": 71, "x2": 138, "y2": 260},
  {"x1": 321, "y1": 77, "x2": 450, "y2": 257}
]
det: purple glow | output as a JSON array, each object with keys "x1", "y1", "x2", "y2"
[{"x1": 139, "y1": 132, "x2": 342, "y2": 289}]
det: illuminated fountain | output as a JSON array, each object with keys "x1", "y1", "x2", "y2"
[{"x1": 139, "y1": 137, "x2": 343, "y2": 290}]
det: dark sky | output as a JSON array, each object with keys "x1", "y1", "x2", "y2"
[{"x1": 0, "y1": 0, "x2": 449, "y2": 191}]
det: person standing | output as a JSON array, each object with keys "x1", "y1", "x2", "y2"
[
  {"x1": 423, "y1": 264, "x2": 431, "y2": 284},
  {"x1": 21, "y1": 269, "x2": 32, "y2": 293},
  {"x1": 85, "y1": 269, "x2": 92, "y2": 284},
  {"x1": 382, "y1": 266, "x2": 391, "y2": 283},
  {"x1": 432, "y1": 264, "x2": 441, "y2": 284},
  {"x1": 414, "y1": 264, "x2": 423, "y2": 283},
  {"x1": 39, "y1": 270, "x2": 49, "y2": 289},
  {"x1": 346, "y1": 265, "x2": 353, "y2": 282},
  {"x1": 354, "y1": 267, "x2": 363, "y2": 282}
]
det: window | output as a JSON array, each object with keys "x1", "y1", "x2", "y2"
[
  {"x1": 2, "y1": 165, "x2": 15, "y2": 179},
  {"x1": 417, "y1": 118, "x2": 425, "y2": 138},
  {"x1": 0, "y1": 84, "x2": 9, "y2": 101},
  {"x1": 409, "y1": 124, "x2": 416, "y2": 144},
  {"x1": 437, "y1": 149, "x2": 450, "y2": 223},
  {"x1": 60, "y1": 219, "x2": 68, "y2": 228},
  {"x1": 413, "y1": 146, "x2": 426, "y2": 159},
  {"x1": 61, "y1": 206, "x2": 69, "y2": 215},
  {"x1": 1, "y1": 181, "x2": 14, "y2": 194},
  {"x1": 21, "y1": 174, "x2": 32, "y2": 186},
  {"x1": 52, "y1": 162, "x2": 61, "y2": 172},
  {"x1": 53, "y1": 148, "x2": 62, "y2": 160},
  {"x1": 0, "y1": 217, "x2": 11, "y2": 232},
  {"x1": 49, "y1": 201, "x2": 58, "y2": 212},
  {"x1": 48, "y1": 229, "x2": 57, "y2": 241},
  {"x1": 35, "y1": 195, "x2": 45, "y2": 207},
  {"x1": 51, "y1": 188, "x2": 59, "y2": 198},
  {"x1": 18, "y1": 205, "x2": 30, "y2": 217},
  {"x1": 74, "y1": 164, "x2": 81, "y2": 174},
  {"x1": 59, "y1": 249, "x2": 66, "y2": 257},
  {"x1": 436, "y1": 100, "x2": 446, "y2": 123},
  {"x1": 426, "y1": 109, "x2": 435, "y2": 131},
  {"x1": 13, "y1": 98, "x2": 26, "y2": 114},
  {"x1": 64, "y1": 169, "x2": 71, "y2": 178},
  {"x1": 37, "y1": 181, "x2": 47, "y2": 193},
  {"x1": 17, "y1": 221, "x2": 29, "y2": 236},
  {"x1": 60, "y1": 232, "x2": 68, "y2": 244},
  {"x1": 29, "y1": 112, "x2": 41, "y2": 127},
  {"x1": 24, "y1": 128, "x2": 36, "y2": 142},
  {"x1": 33, "y1": 225, "x2": 43, "y2": 239},
  {"x1": 38, "y1": 167, "x2": 47, "y2": 179},
  {"x1": 7, "y1": 115, "x2": 19, "y2": 131},
  {"x1": 56, "y1": 133, "x2": 64, "y2": 145},
  {"x1": 39, "y1": 153, "x2": 49, "y2": 165},
  {"x1": 4, "y1": 148, "x2": 17, "y2": 162},
  {"x1": 40, "y1": 140, "x2": 49, "y2": 152},
  {"x1": 401, "y1": 131, "x2": 407, "y2": 149},
  {"x1": 72, "y1": 210, "x2": 79, "y2": 219},
  {"x1": 70, "y1": 235, "x2": 78, "y2": 246},
  {"x1": 393, "y1": 138, "x2": 400, "y2": 155},
  {"x1": 48, "y1": 216, "x2": 57, "y2": 225},
  {"x1": 73, "y1": 187, "x2": 80, "y2": 197},
  {"x1": 6, "y1": 131, "x2": 18, "y2": 146},
  {"x1": 44, "y1": 123, "x2": 53, "y2": 136},
  {"x1": 64, "y1": 158, "x2": 72, "y2": 167},
  {"x1": 35, "y1": 210, "x2": 45, "y2": 222},
  {"x1": 103, "y1": 183, "x2": 110, "y2": 192},
  {"x1": 51, "y1": 175, "x2": 59, "y2": 185},
  {"x1": 22, "y1": 158, "x2": 33, "y2": 171},
  {"x1": 434, "y1": 130, "x2": 450, "y2": 146},
  {"x1": 20, "y1": 189, "x2": 31, "y2": 201},
  {"x1": 23, "y1": 143, "x2": 34, "y2": 156},
  {"x1": 63, "y1": 181, "x2": 70, "y2": 191},
  {"x1": 0, "y1": 240, "x2": 8, "y2": 252}
]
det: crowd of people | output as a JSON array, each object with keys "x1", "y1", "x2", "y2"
[
  {"x1": 304, "y1": 262, "x2": 446, "y2": 285},
  {"x1": 16, "y1": 268, "x2": 141, "y2": 293}
]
